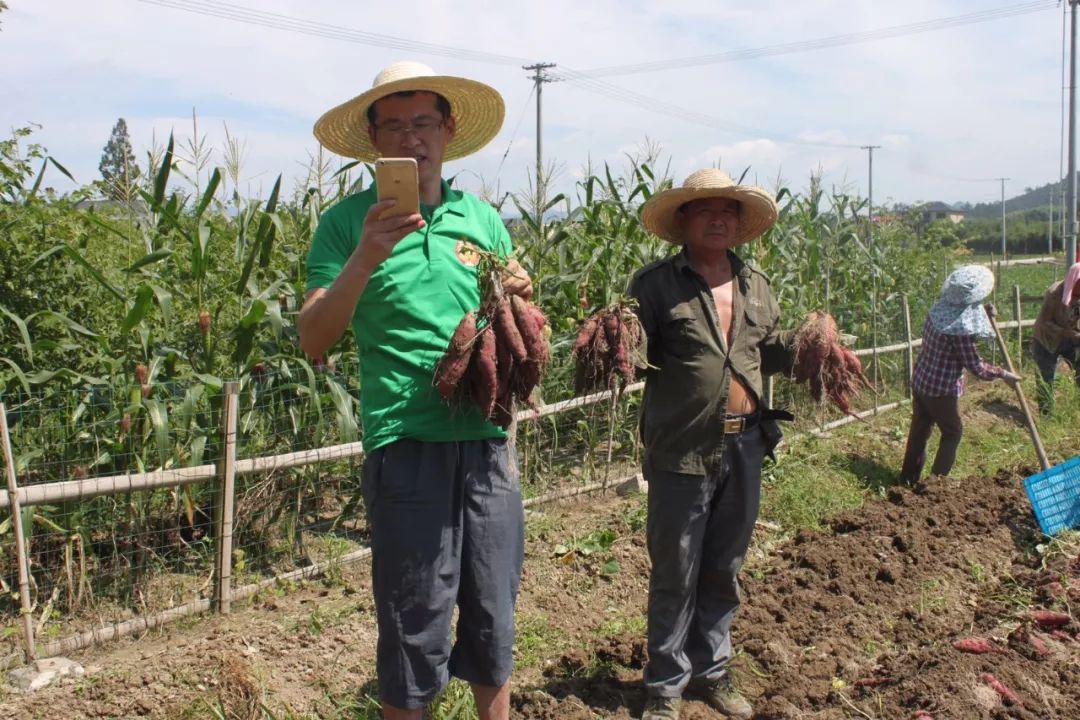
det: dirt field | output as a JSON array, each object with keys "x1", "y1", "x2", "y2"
[{"x1": 3, "y1": 447, "x2": 1079, "y2": 718}]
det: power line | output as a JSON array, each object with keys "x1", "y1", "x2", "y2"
[
  {"x1": 135, "y1": 0, "x2": 533, "y2": 66},
  {"x1": 493, "y1": 83, "x2": 536, "y2": 182},
  {"x1": 134, "y1": 0, "x2": 1048, "y2": 155},
  {"x1": 556, "y1": 1, "x2": 1057, "y2": 80},
  {"x1": 135, "y1": 0, "x2": 862, "y2": 149},
  {"x1": 555, "y1": 68, "x2": 863, "y2": 149}
]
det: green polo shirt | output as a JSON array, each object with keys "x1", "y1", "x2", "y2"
[{"x1": 305, "y1": 180, "x2": 512, "y2": 452}]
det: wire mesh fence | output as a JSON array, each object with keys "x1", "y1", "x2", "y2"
[{"x1": 0, "y1": 263, "x2": 1062, "y2": 667}]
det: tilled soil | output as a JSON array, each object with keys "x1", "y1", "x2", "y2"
[
  {"x1": 3, "y1": 465, "x2": 1079, "y2": 719},
  {"x1": 516, "y1": 470, "x2": 1080, "y2": 719}
]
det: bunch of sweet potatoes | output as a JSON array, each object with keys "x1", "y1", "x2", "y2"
[
  {"x1": 572, "y1": 303, "x2": 644, "y2": 395},
  {"x1": 435, "y1": 292, "x2": 549, "y2": 428},
  {"x1": 791, "y1": 310, "x2": 871, "y2": 415}
]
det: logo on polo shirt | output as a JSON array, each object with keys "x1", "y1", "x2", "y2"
[{"x1": 455, "y1": 239, "x2": 481, "y2": 267}]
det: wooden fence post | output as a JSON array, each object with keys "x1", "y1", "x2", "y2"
[
  {"x1": 215, "y1": 383, "x2": 239, "y2": 614},
  {"x1": 902, "y1": 295, "x2": 914, "y2": 399},
  {"x1": 1, "y1": 403, "x2": 37, "y2": 664},
  {"x1": 1013, "y1": 284, "x2": 1023, "y2": 370}
]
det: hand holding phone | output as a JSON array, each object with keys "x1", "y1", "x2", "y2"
[{"x1": 375, "y1": 157, "x2": 420, "y2": 219}]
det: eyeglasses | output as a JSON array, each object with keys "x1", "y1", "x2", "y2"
[{"x1": 374, "y1": 117, "x2": 445, "y2": 140}]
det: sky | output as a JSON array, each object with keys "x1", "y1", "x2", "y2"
[{"x1": 0, "y1": 0, "x2": 1071, "y2": 210}]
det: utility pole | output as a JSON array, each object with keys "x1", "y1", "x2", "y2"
[
  {"x1": 997, "y1": 177, "x2": 1009, "y2": 259},
  {"x1": 523, "y1": 62, "x2": 556, "y2": 241},
  {"x1": 861, "y1": 145, "x2": 881, "y2": 248},
  {"x1": 1048, "y1": 186, "x2": 1054, "y2": 254},
  {"x1": 861, "y1": 144, "x2": 881, "y2": 409},
  {"x1": 1068, "y1": 1, "x2": 1079, "y2": 263}
]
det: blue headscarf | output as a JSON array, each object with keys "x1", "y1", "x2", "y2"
[{"x1": 928, "y1": 265, "x2": 995, "y2": 337}]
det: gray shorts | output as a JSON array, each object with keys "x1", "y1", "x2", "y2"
[{"x1": 360, "y1": 438, "x2": 524, "y2": 710}]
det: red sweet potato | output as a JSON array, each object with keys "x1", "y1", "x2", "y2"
[
  {"x1": 573, "y1": 316, "x2": 600, "y2": 358},
  {"x1": 979, "y1": 673, "x2": 1021, "y2": 706},
  {"x1": 513, "y1": 360, "x2": 542, "y2": 407},
  {"x1": 467, "y1": 326, "x2": 498, "y2": 418},
  {"x1": 952, "y1": 637, "x2": 999, "y2": 654},
  {"x1": 604, "y1": 312, "x2": 630, "y2": 382},
  {"x1": 493, "y1": 296, "x2": 527, "y2": 362},
  {"x1": 1050, "y1": 629, "x2": 1075, "y2": 642},
  {"x1": 495, "y1": 321, "x2": 514, "y2": 401},
  {"x1": 853, "y1": 677, "x2": 892, "y2": 688},
  {"x1": 435, "y1": 311, "x2": 477, "y2": 400},
  {"x1": 1031, "y1": 610, "x2": 1072, "y2": 628},
  {"x1": 511, "y1": 295, "x2": 547, "y2": 363}
]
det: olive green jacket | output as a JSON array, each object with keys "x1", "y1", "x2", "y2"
[
  {"x1": 1033, "y1": 280, "x2": 1080, "y2": 353},
  {"x1": 629, "y1": 249, "x2": 795, "y2": 475}
]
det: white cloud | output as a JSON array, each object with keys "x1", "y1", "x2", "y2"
[{"x1": 1, "y1": 0, "x2": 1067, "y2": 207}]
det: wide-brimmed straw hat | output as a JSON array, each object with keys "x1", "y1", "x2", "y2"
[
  {"x1": 640, "y1": 168, "x2": 779, "y2": 245},
  {"x1": 929, "y1": 264, "x2": 995, "y2": 337},
  {"x1": 313, "y1": 61, "x2": 505, "y2": 161}
]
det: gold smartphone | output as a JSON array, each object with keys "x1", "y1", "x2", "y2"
[{"x1": 374, "y1": 157, "x2": 420, "y2": 219}]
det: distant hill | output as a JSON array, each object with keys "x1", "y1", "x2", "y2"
[{"x1": 965, "y1": 176, "x2": 1077, "y2": 218}]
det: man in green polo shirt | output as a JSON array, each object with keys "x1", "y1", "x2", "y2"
[{"x1": 298, "y1": 61, "x2": 531, "y2": 720}]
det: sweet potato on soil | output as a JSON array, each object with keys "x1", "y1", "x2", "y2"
[
  {"x1": 1031, "y1": 610, "x2": 1072, "y2": 629},
  {"x1": 853, "y1": 677, "x2": 892, "y2": 688},
  {"x1": 979, "y1": 672, "x2": 1021, "y2": 706},
  {"x1": 952, "y1": 637, "x2": 1000, "y2": 654}
]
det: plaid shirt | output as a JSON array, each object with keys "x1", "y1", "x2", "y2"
[{"x1": 912, "y1": 317, "x2": 1006, "y2": 397}]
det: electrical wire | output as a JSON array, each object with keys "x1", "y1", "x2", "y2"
[
  {"x1": 135, "y1": 0, "x2": 533, "y2": 66},
  {"x1": 556, "y1": 1, "x2": 1057, "y2": 80},
  {"x1": 494, "y1": 83, "x2": 535, "y2": 182},
  {"x1": 554, "y1": 68, "x2": 864, "y2": 149},
  {"x1": 134, "y1": 0, "x2": 1055, "y2": 155}
]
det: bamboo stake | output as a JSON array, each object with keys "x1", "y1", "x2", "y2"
[
  {"x1": 215, "y1": 382, "x2": 239, "y2": 614},
  {"x1": 1014, "y1": 284, "x2": 1023, "y2": 370},
  {"x1": 603, "y1": 390, "x2": 618, "y2": 489},
  {"x1": 902, "y1": 295, "x2": 914, "y2": 399},
  {"x1": 1, "y1": 403, "x2": 37, "y2": 664}
]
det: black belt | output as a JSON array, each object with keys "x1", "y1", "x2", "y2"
[{"x1": 723, "y1": 412, "x2": 760, "y2": 434}]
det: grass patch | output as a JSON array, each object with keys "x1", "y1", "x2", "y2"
[
  {"x1": 597, "y1": 612, "x2": 647, "y2": 638},
  {"x1": 760, "y1": 434, "x2": 867, "y2": 531},
  {"x1": 515, "y1": 612, "x2": 565, "y2": 668}
]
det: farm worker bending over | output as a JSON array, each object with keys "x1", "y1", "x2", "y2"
[
  {"x1": 298, "y1": 61, "x2": 531, "y2": 720},
  {"x1": 898, "y1": 265, "x2": 1019, "y2": 484},
  {"x1": 629, "y1": 169, "x2": 799, "y2": 720},
  {"x1": 1030, "y1": 262, "x2": 1080, "y2": 415}
]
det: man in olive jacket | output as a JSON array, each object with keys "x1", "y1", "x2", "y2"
[{"x1": 630, "y1": 169, "x2": 794, "y2": 720}]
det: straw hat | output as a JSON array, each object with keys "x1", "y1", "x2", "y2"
[
  {"x1": 313, "y1": 61, "x2": 505, "y2": 161},
  {"x1": 640, "y1": 168, "x2": 779, "y2": 245},
  {"x1": 929, "y1": 265, "x2": 995, "y2": 337}
]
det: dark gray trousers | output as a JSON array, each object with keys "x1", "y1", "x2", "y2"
[
  {"x1": 898, "y1": 392, "x2": 962, "y2": 483},
  {"x1": 361, "y1": 438, "x2": 524, "y2": 710},
  {"x1": 1032, "y1": 338, "x2": 1080, "y2": 414},
  {"x1": 643, "y1": 426, "x2": 766, "y2": 697}
]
